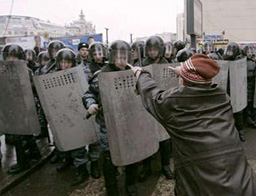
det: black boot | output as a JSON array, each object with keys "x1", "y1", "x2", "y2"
[
  {"x1": 71, "y1": 164, "x2": 89, "y2": 186},
  {"x1": 103, "y1": 152, "x2": 119, "y2": 196},
  {"x1": 126, "y1": 164, "x2": 138, "y2": 196},
  {"x1": 91, "y1": 160, "x2": 100, "y2": 179},
  {"x1": 234, "y1": 112, "x2": 245, "y2": 142},
  {"x1": 50, "y1": 149, "x2": 61, "y2": 164},
  {"x1": 56, "y1": 158, "x2": 73, "y2": 172},
  {"x1": 162, "y1": 165, "x2": 174, "y2": 180},
  {"x1": 160, "y1": 140, "x2": 173, "y2": 179},
  {"x1": 138, "y1": 157, "x2": 152, "y2": 182},
  {"x1": 27, "y1": 136, "x2": 42, "y2": 161},
  {"x1": 8, "y1": 138, "x2": 30, "y2": 174}
]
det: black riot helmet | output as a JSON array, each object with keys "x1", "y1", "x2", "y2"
[
  {"x1": 64, "y1": 45, "x2": 75, "y2": 51},
  {"x1": 38, "y1": 51, "x2": 50, "y2": 66},
  {"x1": 131, "y1": 41, "x2": 145, "y2": 61},
  {"x1": 216, "y1": 48, "x2": 224, "y2": 56},
  {"x1": 207, "y1": 53, "x2": 221, "y2": 60},
  {"x1": 25, "y1": 49, "x2": 37, "y2": 62},
  {"x1": 176, "y1": 48, "x2": 194, "y2": 62},
  {"x1": 55, "y1": 48, "x2": 76, "y2": 70},
  {"x1": 145, "y1": 36, "x2": 164, "y2": 59},
  {"x1": 89, "y1": 42, "x2": 108, "y2": 60},
  {"x1": 164, "y1": 42, "x2": 174, "y2": 59},
  {"x1": 224, "y1": 42, "x2": 240, "y2": 60},
  {"x1": 242, "y1": 44, "x2": 254, "y2": 59},
  {"x1": 2, "y1": 44, "x2": 25, "y2": 60},
  {"x1": 173, "y1": 40, "x2": 185, "y2": 55},
  {"x1": 47, "y1": 40, "x2": 64, "y2": 59},
  {"x1": 108, "y1": 40, "x2": 132, "y2": 65},
  {"x1": 202, "y1": 41, "x2": 214, "y2": 54}
]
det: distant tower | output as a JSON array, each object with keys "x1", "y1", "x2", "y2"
[{"x1": 79, "y1": 10, "x2": 85, "y2": 22}]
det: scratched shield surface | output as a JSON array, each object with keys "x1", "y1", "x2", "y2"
[
  {"x1": 0, "y1": 61, "x2": 40, "y2": 135},
  {"x1": 213, "y1": 60, "x2": 229, "y2": 91},
  {"x1": 229, "y1": 58, "x2": 247, "y2": 113},
  {"x1": 144, "y1": 63, "x2": 180, "y2": 142},
  {"x1": 98, "y1": 70, "x2": 159, "y2": 166},
  {"x1": 34, "y1": 65, "x2": 98, "y2": 151}
]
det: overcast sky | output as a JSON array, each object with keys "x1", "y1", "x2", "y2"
[{"x1": 0, "y1": 0, "x2": 184, "y2": 42}]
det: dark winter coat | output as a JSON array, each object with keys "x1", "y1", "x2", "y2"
[{"x1": 136, "y1": 71, "x2": 256, "y2": 196}]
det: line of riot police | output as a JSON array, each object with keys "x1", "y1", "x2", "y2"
[{"x1": 0, "y1": 36, "x2": 256, "y2": 196}]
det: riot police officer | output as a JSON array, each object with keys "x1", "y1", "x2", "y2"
[
  {"x1": 83, "y1": 40, "x2": 138, "y2": 196},
  {"x1": 35, "y1": 51, "x2": 50, "y2": 76},
  {"x1": 176, "y1": 48, "x2": 194, "y2": 62},
  {"x1": 139, "y1": 36, "x2": 173, "y2": 182},
  {"x1": 41, "y1": 40, "x2": 64, "y2": 74},
  {"x1": 2, "y1": 44, "x2": 41, "y2": 174},
  {"x1": 164, "y1": 42, "x2": 175, "y2": 63},
  {"x1": 173, "y1": 40, "x2": 185, "y2": 60},
  {"x1": 131, "y1": 41, "x2": 145, "y2": 66},
  {"x1": 25, "y1": 49, "x2": 38, "y2": 73},
  {"x1": 224, "y1": 42, "x2": 246, "y2": 141},
  {"x1": 202, "y1": 41, "x2": 214, "y2": 55},
  {"x1": 34, "y1": 51, "x2": 50, "y2": 139},
  {"x1": 51, "y1": 48, "x2": 91, "y2": 186},
  {"x1": 242, "y1": 44, "x2": 256, "y2": 128}
]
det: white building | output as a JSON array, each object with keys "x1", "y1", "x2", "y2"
[
  {"x1": 179, "y1": 0, "x2": 256, "y2": 44},
  {"x1": 66, "y1": 10, "x2": 96, "y2": 36},
  {"x1": 0, "y1": 10, "x2": 96, "y2": 39},
  {"x1": 0, "y1": 15, "x2": 67, "y2": 38}
]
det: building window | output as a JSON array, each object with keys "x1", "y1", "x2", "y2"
[
  {"x1": 30, "y1": 32, "x2": 34, "y2": 35},
  {"x1": 8, "y1": 31, "x2": 12, "y2": 35}
]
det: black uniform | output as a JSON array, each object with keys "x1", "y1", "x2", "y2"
[{"x1": 224, "y1": 42, "x2": 246, "y2": 141}]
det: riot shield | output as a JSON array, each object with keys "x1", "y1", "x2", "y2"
[
  {"x1": 144, "y1": 63, "x2": 179, "y2": 141},
  {"x1": 0, "y1": 61, "x2": 40, "y2": 135},
  {"x1": 213, "y1": 60, "x2": 229, "y2": 91},
  {"x1": 98, "y1": 70, "x2": 160, "y2": 166},
  {"x1": 229, "y1": 58, "x2": 247, "y2": 113},
  {"x1": 33, "y1": 65, "x2": 98, "y2": 151},
  {"x1": 150, "y1": 63, "x2": 180, "y2": 89}
]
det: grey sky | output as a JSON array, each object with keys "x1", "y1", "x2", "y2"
[{"x1": 0, "y1": 0, "x2": 184, "y2": 42}]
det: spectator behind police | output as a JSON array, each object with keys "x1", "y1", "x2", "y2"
[
  {"x1": 76, "y1": 42, "x2": 89, "y2": 66},
  {"x1": 33, "y1": 35, "x2": 45, "y2": 56},
  {"x1": 87, "y1": 36, "x2": 95, "y2": 46}
]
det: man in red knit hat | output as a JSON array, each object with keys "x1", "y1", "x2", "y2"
[{"x1": 128, "y1": 54, "x2": 256, "y2": 195}]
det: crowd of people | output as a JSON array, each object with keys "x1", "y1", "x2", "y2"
[{"x1": 1, "y1": 35, "x2": 256, "y2": 195}]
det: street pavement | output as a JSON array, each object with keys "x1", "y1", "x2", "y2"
[{"x1": 1, "y1": 128, "x2": 256, "y2": 196}]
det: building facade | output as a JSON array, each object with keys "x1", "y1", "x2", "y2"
[
  {"x1": 0, "y1": 10, "x2": 96, "y2": 39},
  {"x1": 180, "y1": 0, "x2": 256, "y2": 44}
]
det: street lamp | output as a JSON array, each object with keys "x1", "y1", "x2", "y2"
[
  {"x1": 130, "y1": 33, "x2": 133, "y2": 44},
  {"x1": 105, "y1": 28, "x2": 109, "y2": 46}
]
